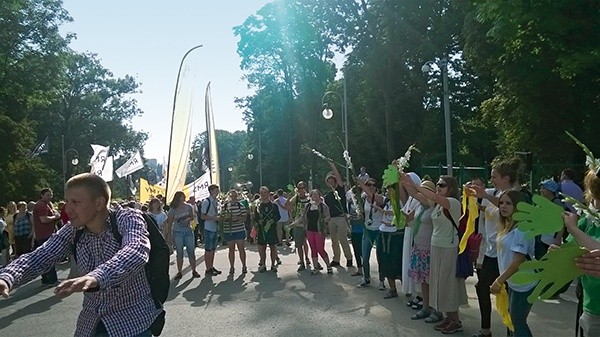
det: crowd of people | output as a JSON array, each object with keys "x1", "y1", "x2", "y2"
[{"x1": 1, "y1": 158, "x2": 600, "y2": 337}]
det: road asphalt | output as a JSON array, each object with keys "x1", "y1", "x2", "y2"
[{"x1": 0, "y1": 239, "x2": 579, "y2": 336}]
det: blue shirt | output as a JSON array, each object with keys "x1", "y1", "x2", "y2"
[{"x1": 561, "y1": 180, "x2": 584, "y2": 212}]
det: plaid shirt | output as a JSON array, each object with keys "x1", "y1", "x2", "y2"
[{"x1": 0, "y1": 208, "x2": 161, "y2": 336}]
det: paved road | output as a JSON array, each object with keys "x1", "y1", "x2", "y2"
[{"x1": 0, "y1": 239, "x2": 579, "y2": 336}]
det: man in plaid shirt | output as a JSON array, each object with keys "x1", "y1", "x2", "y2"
[{"x1": 0, "y1": 173, "x2": 161, "y2": 336}]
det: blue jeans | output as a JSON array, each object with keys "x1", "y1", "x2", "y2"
[
  {"x1": 508, "y1": 287, "x2": 534, "y2": 337},
  {"x1": 204, "y1": 229, "x2": 218, "y2": 251},
  {"x1": 173, "y1": 230, "x2": 196, "y2": 259},
  {"x1": 361, "y1": 229, "x2": 382, "y2": 281}
]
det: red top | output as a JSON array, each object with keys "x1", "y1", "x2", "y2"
[
  {"x1": 60, "y1": 207, "x2": 70, "y2": 225},
  {"x1": 33, "y1": 200, "x2": 56, "y2": 240}
]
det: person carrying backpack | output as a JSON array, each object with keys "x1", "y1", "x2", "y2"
[{"x1": 0, "y1": 173, "x2": 167, "y2": 336}]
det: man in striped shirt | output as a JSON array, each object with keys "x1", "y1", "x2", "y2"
[{"x1": 0, "y1": 173, "x2": 161, "y2": 336}]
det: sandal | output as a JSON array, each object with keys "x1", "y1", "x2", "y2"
[
  {"x1": 425, "y1": 311, "x2": 444, "y2": 323},
  {"x1": 411, "y1": 300, "x2": 423, "y2": 310},
  {"x1": 411, "y1": 308, "x2": 431, "y2": 320},
  {"x1": 192, "y1": 271, "x2": 201, "y2": 278},
  {"x1": 174, "y1": 272, "x2": 183, "y2": 280},
  {"x1": 383, "y1": 290, "x2": 398, "y2": 299}
]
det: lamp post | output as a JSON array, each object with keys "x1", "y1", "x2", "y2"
[
  {"x1": 61, "y1": 135, "x2": 79, "y2": 196},
  {"x1": 320, "y1": 76, "x2": 349, "y2": 183},
  {"x1": 422, "y1": 57, "x2": 452, "y2": 176},
  {"x1": 247, "y1": 131, "x2": 262, "y2": 187}
]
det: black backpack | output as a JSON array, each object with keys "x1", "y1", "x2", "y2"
[
  {"x1": 74, "y1": 209, "x2": 170, "y2": 336},
  {"x1": 197, "y1": 198, "x2": 211, "y2": 226}
]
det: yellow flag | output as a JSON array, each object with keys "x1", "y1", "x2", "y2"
[
  {"x1": 496, "y1": 284, "x2": 514, "y2": 331},
  {"x1": 459, "y1": 187, "x2": 479, "y2": 254},
  {"x1": 139, "y1": 178, "x2": 166, "y2": 204}
]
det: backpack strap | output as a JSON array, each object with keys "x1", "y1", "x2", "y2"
[
  {"x1": 108, "y1": 210, "x2": 123, "y2": 245},
  {"x1": 204, "y1": 198, "x2": 212, "y2": 215},
  {"x1": 442, "y1": 208, "x2": 461, "y2": 243}
]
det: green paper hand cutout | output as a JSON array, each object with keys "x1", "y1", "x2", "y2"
[
  {"x1": 514, "y1": 194, "x2": 564, "y2": 239},
  {"x1": 511, "y1": 241, "x2": 586, "y2": 303},
  {"x1": 382, "y1": 165, "x2": 400, "y2": 188}
]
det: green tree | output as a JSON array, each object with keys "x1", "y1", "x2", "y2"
[
  {"x1": 189, "y1": 130, "x2": 247, "y2": 190},
  {"x1": 462, "y1": 0, "x2": 600, "y2": 162}
]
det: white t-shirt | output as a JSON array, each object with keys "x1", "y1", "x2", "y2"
[
  {"x1": 482, "y1": 188, "x2": 501, "y2": 258},
  {"x1": 363, "y1": 195, "x2": 383, "y2": 231},
  {"x1": 497, "y1": 228, "x2": 537, "y2": 292},
  {"x1": 430, "y1": 198, "x2": 461, "y2": 248},
  {"x1": 275, "y1": 196, "x2": 290, "y2": 222},
  {"x1": 379, "y1": 199, "x2": 397, "y2": 233}
]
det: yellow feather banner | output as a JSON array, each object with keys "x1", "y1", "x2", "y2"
[
  {"x1": 459, "y1": 187, "x2": 479, "y2": 254},
  {"x1": 495, "y1": 284, "x2": 514, "y2": 331}
]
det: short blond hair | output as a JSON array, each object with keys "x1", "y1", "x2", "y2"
[{"x1": 66, "y1": 173, "x2": 111, "y2": 205}]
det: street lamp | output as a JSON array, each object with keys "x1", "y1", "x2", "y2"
[
  {"x1": 422, "y1": 57, "x2": 453, "y2": 176},
  {"x1": 320, "y1": 76, "x2": 349, "y2": 183},
  {"x1": 61, "y1": 135, "x2": 79, "y2": 196}
]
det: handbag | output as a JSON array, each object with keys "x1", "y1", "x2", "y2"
[{"x1": 443, "y1": 209, "x2": 474, "y2": 279}]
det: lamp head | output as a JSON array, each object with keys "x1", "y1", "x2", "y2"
[
  {"x1": 71, "y1": 157, "x2": 79, "y2": 166},
  {"x1": 322, "y1": 106, "x2": 334, "y2": 120},
  {"x1": 247, "y1": 153, "x2": 254, "y2": 160}
]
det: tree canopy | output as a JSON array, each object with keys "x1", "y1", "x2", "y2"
[
  {"x1": 0, "y1": 0, "x2": 148, "y2": 203},
  {"x1": 233, "y1": 0, "x2": 599, "y2": 189}
]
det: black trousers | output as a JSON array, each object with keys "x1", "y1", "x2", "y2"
[
  {"x1": 475, "y1": 255, "x2": 500, "y2": 330},
  {"x1": 350, "y1": 232, "x2": 363, "y2": 268},
  {"x1": 34, "y1": 238, "x2": 58, "y2": 284}
]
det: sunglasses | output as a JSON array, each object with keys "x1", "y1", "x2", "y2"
[{"x1": 436, "y1": 182, "x2": 448, "y2": 188}]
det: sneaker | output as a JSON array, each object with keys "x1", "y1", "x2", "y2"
[
  {"x1": 297, "y1": 263, "x2": 306, "y2": 272},
  {"x1": 357, "y1": 278, "x2": 371, "y2": 288},
  {"x1": 330, "y1": 261, "x2": 340, "y2": 267},
  {"x1": 434, "y1": 318, "x2": 452, "y2": 331},
  {"x1": 229, "y1": 267, "x2": 235, "y2": 275},
  {"x1": 327, "y1": 267, "x2": 333, "y2": 274},
  {"x1": 441, "y1": 320, "x2": 463, "y2": 334},
  {"x1": 205, "y1": 269, "x2": 217, "y2": 276},
  {"x1": 346, "y1": 260, "x2": 353, "y2": 268},
  {"x1": 271, "y1": 265, "x2": 278, "y2": 272},
  {"x1": 258, "y1": 265, "x2": 267, "y2": 273},
  {"x1": 378, "y1": 281, "x2": 386, "y2": 290},
  {"x1": 242, "y1": 267, "x2": 248, "y2": 274},
  {"x1": 383, "y1": 290, "x2": 398, "y2": 299}
]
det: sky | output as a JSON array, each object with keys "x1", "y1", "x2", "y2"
[{"x1": 61, "y1": 0, "x2": 271, "y2": 161}]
